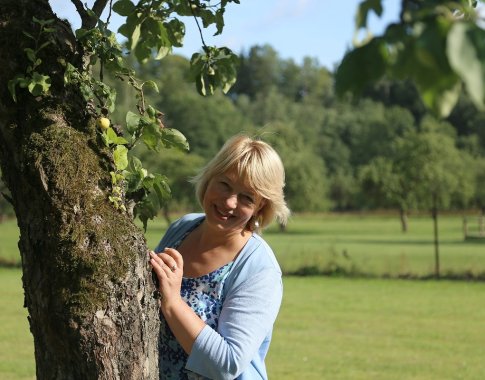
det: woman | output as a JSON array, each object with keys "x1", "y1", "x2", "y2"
[{"x1": 149, "y1": 134, "x2": 290, "y2": 379}]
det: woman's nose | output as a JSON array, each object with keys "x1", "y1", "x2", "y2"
[{"x1": 224, "y1": 194, "x2": 237, "y2": 209}]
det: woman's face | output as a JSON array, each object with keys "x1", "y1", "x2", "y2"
[{"x1": 203, "y1": 169, "x2": 264, "y2": 235}]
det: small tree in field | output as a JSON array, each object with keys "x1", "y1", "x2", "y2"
[
  {"x1": 394, "y1": 130, "x2": 474, "y2": 277},
  {"x1": 359, "y1": 156, "x2": 417, "y2": 233},
  {"x1": 0, "y1": 0, "x2": 238, "y2": 378}
]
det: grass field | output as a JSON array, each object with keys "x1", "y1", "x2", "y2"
[
  {"x1": 1, "y1": 213, "x2": 485, "y2": 379},
  {"x1": 262, "y1": 213, "x2": 485, "y2": 278},
  {"x1": 1, "y1": 269, "x2": 484, "y2": 379},
  {"x1": 268, "y1": 276, "x2": 485, "y2": 379},
  {"x1": 2, "y1": 213, "x2": 484, "y2": 278}
]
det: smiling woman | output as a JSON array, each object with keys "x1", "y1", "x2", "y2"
[{"x1": 149, "y1": 134, "x2": 290, "y2": 379}]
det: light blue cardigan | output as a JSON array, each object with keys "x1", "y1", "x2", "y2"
[{"x1": 155, "y1": 213, "x2": 283, "y2": 380}]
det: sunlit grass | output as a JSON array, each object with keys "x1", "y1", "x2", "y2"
[
  {"x1": 0, "y1": 269, "x2": 35, "y2": 380},
  {"x1": 268, "y1": 276, "x2": 485, "y2": 380},
  {"x1": 262, "y1": 213, "x2": 485, "y2": 278},
  {"x1": 3, "y1": 269, "x2": 484, "y2": 380}
]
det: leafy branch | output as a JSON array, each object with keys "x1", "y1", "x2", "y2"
[{"x1": 8, "y1": 17, "x2": 55, "y2": 102}]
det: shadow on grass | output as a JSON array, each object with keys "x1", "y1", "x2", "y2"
[
  {"x1": 284, "y1": 265, "x2": 485, "y2": 282},
  {"x1": 341, "y1": 238, "x2": 485, "y2": 246},
  {"x1": 265, "y1": 229, "x2": 323, "y2": 236},
  {"x1": 0, "y1": 257, "x2": 21, "y2": 268}
]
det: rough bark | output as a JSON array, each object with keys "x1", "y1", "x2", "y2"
[{"x1": 0, "y1": 1, "x2": 159, "y2": 378}]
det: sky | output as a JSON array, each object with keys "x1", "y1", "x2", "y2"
[{"x1": 48, "y1": 0, "x2": 400, "y2": 70}]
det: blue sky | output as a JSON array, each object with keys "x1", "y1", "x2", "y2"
[{"x1": 49, "y1": 0, "x2": 400, "y2": 70}]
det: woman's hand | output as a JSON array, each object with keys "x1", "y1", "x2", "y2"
[
  {"x1": 149, "y1": 248, "x2": 205, "y2": 354},
  {"x1": 149, "y1": 248, "x2": 184, "y2": 307}
]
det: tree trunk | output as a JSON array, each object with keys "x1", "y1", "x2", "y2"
[
  {"x1": 479, "y1": 208, "x2": 485, "y2": 237},
  {"x1": 0, "y1": 1, "x2": 159, "y2": 378},
  {"x1": 431, "y1": 197, "x2": 440, "y2": 279},
  {"x1": 399, "y1": 208, "x2": 408, "y2": 233}
]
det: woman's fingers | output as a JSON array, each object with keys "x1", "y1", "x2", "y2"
[
  {"x1": 149, "y1": 251, "x2": 168, "y2": 277},
  {"x1": 149, "y1": 249, "x2": 182, "y2": 274},
  {"x1": 162, "y1": 248, "x2": 183, "y2": 272},
  {"x1": 149, "y1": 249, "x2": 183, "y2": 304}
]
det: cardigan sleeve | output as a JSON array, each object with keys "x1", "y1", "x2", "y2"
[{"x1": 185, "y1": 268, "x2": 283, "y2": 380}]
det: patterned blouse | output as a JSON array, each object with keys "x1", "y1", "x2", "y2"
[{"x1": 158, "y1": 222, "x2": 235, "y2": 380}]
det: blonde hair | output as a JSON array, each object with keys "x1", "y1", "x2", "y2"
[{"x1": 192, "y1": 134, "x2": 290, "y2": 231}]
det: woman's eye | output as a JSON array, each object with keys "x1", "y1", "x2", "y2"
[{"x1": 242, "y1": 194, "x2": 254, "y2": 203}]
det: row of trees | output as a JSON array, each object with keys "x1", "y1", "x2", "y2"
[{"x1": 97, "y1": 45, "x2": 485, "y2": 230}]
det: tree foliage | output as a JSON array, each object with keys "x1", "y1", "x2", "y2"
[{"x1": 336, "y1": 0, "x2": 485, "y2": 118}]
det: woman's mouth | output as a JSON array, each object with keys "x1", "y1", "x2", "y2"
[{"x1": 214, "y1": 206, "x2": 233, "y2": 220}]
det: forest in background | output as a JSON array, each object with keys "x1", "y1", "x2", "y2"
[{"x1": 2, "y1": 43, "x2": 485, "y2": 227}]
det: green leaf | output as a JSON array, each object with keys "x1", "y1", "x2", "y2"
[
  {"x1": 24, "y1": 48, "x2": 36, "y2": 63},
  {"x1": 214, "y1": 8, "x2": 225, "y2": 36},
  {"x1": 151, "y1": 173, "x2": 171, "y2": 202},
  {"x1": 131, "y1": 156, "x2": 143, "y2": 172},
  {"x1": 125, "y1": 111, "x2": 141, "y2": 135},
  {"x1": 355, "y1": 0, "x2": 383, "y2": 30},
  {"x1": 420, "y1": 80, "x2": 462, "y2": 118},
  {"x1": 134, "y1": 41, "x2": 151, "y2": 63},
  {"x1": 32, "y1": 17, "x2": 54, "y2": 27},
  {"x1": 8, "y1": 75, "x2": 28, "y2": 102},
  {"x1": 335, "y1": 37, "x2": 388, "y2": 96},
  {"x1": 112, "y1": 0, "x2": 136, "y2": 16},
  {"x1": 131, "y1": 23, "x2": 141, "y2": 51},
  {"x1": 28, "y1": 72, "x2": 51, "y2": 96},
  {"x1": 38, "y1": 41, "x2": 52, "y2": 51},
  {"x1": 22, "y1": 31, "x2": 35, "y2": 40},
  {"x1": 113, "y1": 145, "x2": 129, "y2": 170},
  {"x1": 142, "y1": 80, "x2": 159, "y2": 93},
  {"x1": 161, "y1": 128, "x2": 189, "y2": 151},
  {"x1": 155, "y1": 45, "x2": 171, "y2": 60},
  {"x1": 134, "y1": 193, "x2": 159, "y2": 231},
  {"x1": 141, "y1": 122, "x2": 162, "y2": 151},
  {"x1": 104, "y1": 127, "x2": 128, "y2": 146},
  {"x1": 447, "y1": 22, "x2": 485, "y2": 110},
  {"x1": 165, "y1": 19, "x2": 185, "y2": 47}
]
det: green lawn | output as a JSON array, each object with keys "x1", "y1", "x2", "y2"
[
  {"x1": 261, "y1": 213, "x2": 485, "y2": 278},
  {"x1": 2, "y1": 269, "x2": 484, "y2": 379},
  {"x1": 0, "y1": 269, "x2": 35, "y2": 380},
  {"x1": 0, "y1": 219, "x2": 22, "y2": 265},
  {"x1": 268, "y1": 276, "x2": 485, "y2": 379}
]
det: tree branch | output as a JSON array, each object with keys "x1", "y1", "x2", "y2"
[
  {"x1": 92, "y1": 0, "x2": 110, "y2": 21},
  {"x1": 70, "y1": 0, "x2": 90, "y2": 28},
  {"x1": 71, "y1": 0, "x2": 109, "y2": 29}
]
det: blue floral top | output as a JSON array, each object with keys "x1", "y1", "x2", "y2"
[{"x1": 158, "y1": 222, "x2": 235, "y2": 380}]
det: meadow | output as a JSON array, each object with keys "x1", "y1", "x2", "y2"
[{"x1": 1, "y1": 213, "x2": 485, "y2": 379}]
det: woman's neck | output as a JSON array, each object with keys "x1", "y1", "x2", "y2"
[{"x1": 197, "y1": 220, "x2": 252, "y2": 252}]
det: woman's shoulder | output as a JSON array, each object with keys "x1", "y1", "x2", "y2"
[
  {"x1": 174, "y1": 213, "x2": 205, "y2": 225},
  {"x1": 229, "y1": 234, "x2": 281, "y2": 281},
  {"x1": 247, "y1": 234, "x2": 281, "y2": 271},
  {"x1": 223, "y1": 233, "x2": 282, "y2": 298}
]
